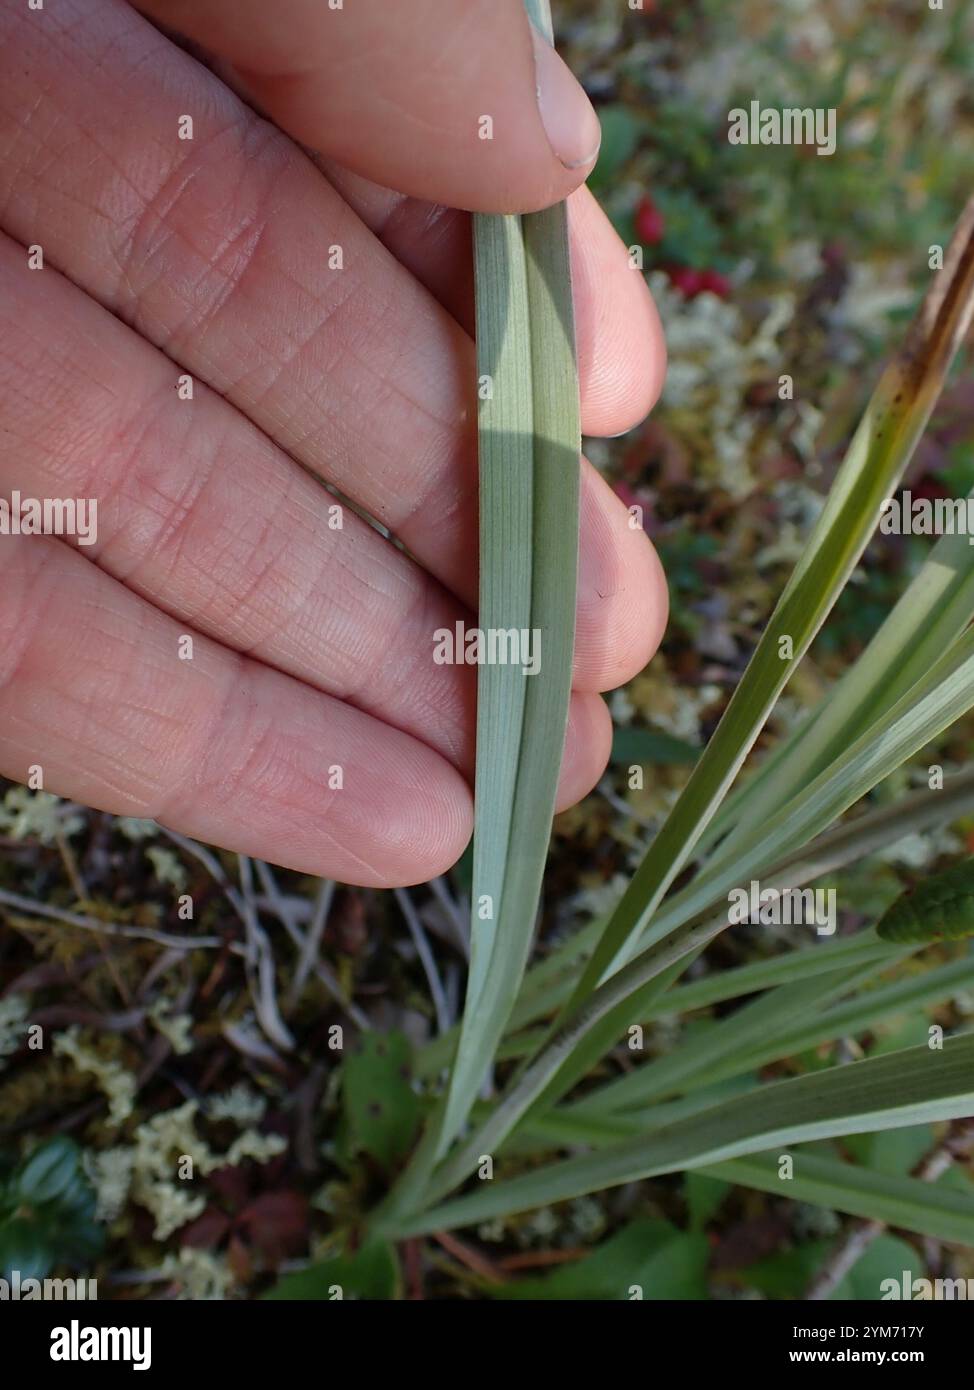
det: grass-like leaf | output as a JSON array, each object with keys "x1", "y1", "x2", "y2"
[
  {"x1": 700, "y1": 1152, "x2": 974, "y2": 1248},
  {"x1": 428, "y1": 0, "x2": 581, "y2": 1160},
  {"x1": 580, "y1": 951, "x2": 974, "y2": 1116},
  {"x1": 710, "y1": 500, "x2": 974, "y2": 863},
  {"x1": 389, "y1": 1032, "x2": 974, "y2": 1234},
  {"x1": 568, "y1": 195, "x2": 974, "y2": 1002},
  {"x1": 418, "y1": 654, "x2": 974, "y2": 1197},
  {"x1": 413, "y1": 769, "x2": 974, "y2": 1081}
]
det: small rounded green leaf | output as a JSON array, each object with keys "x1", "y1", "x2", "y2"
[
  {"x1": 15, "y1": 1137, "x2": 83, "y2": 1205},
  {"x1": 876, "y1": 859, "x2": 974, "y2": 944}
]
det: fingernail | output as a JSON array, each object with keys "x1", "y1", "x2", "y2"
[{"x1": 530, "y1": 27, "x2": 601, "y2": 172}]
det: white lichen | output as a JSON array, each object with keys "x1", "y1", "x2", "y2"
[
  {"x1": 158, "y1": 1247, "x2": 236, "y2": 1301},
  {"x1": 147, "y1": 1001, "x2": 194, "y2": 1056},
  {"x1": 0, "y1": 788, "x2": 84, "y2": 845},
  {"x1": 205, "y1": 1083, "x2": 267, "y2": 1127},
  {"x1": 650, "y1": 272, "x2": 797, "y2": 498},
  {"x1": 145, "y1": 846, "x2": 188, "y2": 892},
  {"x1": 116, "y1": 817, "x2": 158, "y2": 842},
  {"x1": 52, "y1": 1027, "x2": 136, "y2": 1126},
  {"x1": 130, "y1": 1100, "x2": 286, "y2": 1241},
  {"x1": 83, "y1": 1147, "x2": 135, "y2": 1223}
]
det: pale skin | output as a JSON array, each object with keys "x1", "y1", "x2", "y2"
[{"x1": 0, "y1": 0, "x2": 668, "y2": 887}]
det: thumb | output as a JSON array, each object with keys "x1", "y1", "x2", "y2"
[{"x1": 134, "y1": 0, "x2": 601, "y2": 213}]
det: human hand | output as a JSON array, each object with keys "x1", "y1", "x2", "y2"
[{"x1": 0, "y1": 0, "x2": 667, "y2": 886}]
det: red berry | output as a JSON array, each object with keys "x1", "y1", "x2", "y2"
[
  {"x1": 634, "y1": 196, "x2": 665, "y2": 245},
  {"x1": 667, "y1": 266, "x2": 704, "y2": 297},
  {"x1": 698, "y1": 268, "x2": 732, "y2": 299}
]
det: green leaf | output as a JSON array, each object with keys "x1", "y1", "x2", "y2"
[
  {"x1": 685, "y1": 1172, "x2": 729, "y2": 1233},
  {"x1": 570, "y1": 195, "x2": 974, "y2": 1001},
  {"x1": 644, "y1": 930, "x2": 899, "y2": 1019},
  {"x1": 877, "y1": 858, "x2": 974, "y2": 943},
  {"x1": 415, "y1": 773, "x2": 961, "y2": 1169},
  {"x1": 341, "y1": 1032, "x2": 420, "y2": 1170},
  {"x1": 420, "y1": 773, "x2": 974, "y2": 1202},
  {"x1": 866, "y1": 1015, "x2": 933, "y2": 1058},
  {"x1": 710, "y1": 507, "x2": 974, "y2": 861},
  {"x1": 393, "y1": 1033, "x2": 974, "y2": 1234},
  {"x1": 0, "y1": 1137, "x2": 103, "y2": 1279},
  {"x1": 587, "y1": 953, "x2": 974, "y2": 1116},
  {"x1": 579, "y1": 960, "x2": 884, "y2": 1114},
  {"x1": 16, "y1": 1137, "x2": 84, "y2": 1205},
  {"x1": 490, "y1": 1220, "x2": 709, "y2": 1300},
  {"x1": 844, "y1": 1125, "x2": 935, "y2": 1177},
  {"x1": 414, "y1": 775, "x2": 974, "y2": 1087},
  {"x1": 262, "y1": 1239, "x2": 399, "y2": 1301},
  {"x1": 703, "y1": 1151, "x2": 974, "y2": 1246},
  {"x1": 0, "y1": 1217, "x2": 53, "y2": 1282},
  {"x1": 742, "y1": 1235, "x2": 922, "y2": 1300},
  {"x1": 425, "y1": 0, "x2": 581, "y2": 1168},
  {"x1": 610, "y1": 725, "x2": 700, "y2": 767},
  {"x1": 738, "y1": 1241, "x2": 832, "y2": 1299},
  {"x1": 385, "y1": 106, "x2": 974, "y2": 1247},
  {"x1": 835, "y1": 1236, "x2": 926, "y2": 1301},
  {"x1": 630, "y1": 628, "x2": 974, "y2": 968},
  {"x1": 587, "y1": 105, "x2": 643, "y2": 192}
]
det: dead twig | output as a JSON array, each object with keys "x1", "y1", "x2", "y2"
[
  {"x1": 287, "y1": 876, "x2": 335, "y2": 1009},
  {"x1": 395, "y1": 888, "x2": 451, "y2": 1034},
  {"x1": 0, "y1": 887, "x2": 227, "y2": 952},
  {"x1": 254, "y1": 861, "x2": 368, "y2": 1030},
  {"x1": 431, "y1": 1230, "x2": 507, "y2": 1285},
  {"x1": 238, "y1": 855, "x2": 294, "y2": 1053}
]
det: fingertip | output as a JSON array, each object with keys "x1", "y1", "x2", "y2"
[
  {"x1": 592, "y1": 269, "x2": 668, "y2": 436},
  {"x1": 571, "y1": 187, "x2": 668, "y2": 437},
  {"x1": 528, "y1": 26, "x2": 602, "y2": 179},
  {"x1": 366, "y1": 757, "x2": 474, "y2": 887},
  {"x1": 574, "y1": 462, "x2": 669, "y2": 692},
  {"x1": 555, "y1": 690, "x2": 612, "y2": 812}
]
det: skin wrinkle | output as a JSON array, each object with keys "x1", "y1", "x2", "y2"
[
  {"x1": 37, "y1": 58, "x2": 185, "y2": 220},
  {"x1": 2, "y1": 6, "x2": 482, "y2": 580},
  {"x1": 0, "y1": 540, "x2": 59, "y2": 708},
  {"x1": 0, "y1": 282, "x2": 203, "y2": 552},
  {"x1": 154, "y1": 218, "x2": 461, "y2": 551},
  {"x1": 119, "y1": 124, "x2": 365, "y2": 400},
  {"x1": 102, "y1": 381, "x2": 202, "y2": 537},
  {"x1": 0, "y1": 236, "x2": 473, "y2": 712},
  {"x1": 80, "y1": 392, "x2": 203, "y2": 574},
  {"x1": 342, "y1": 567, "x2": 470, "y2": 762},
  {"x1": 1, "y1": 246, "x2": 653, "y2": 717},
  {"x1": 233, "y1": 268, "x2": 373, "y2": 440},
  {"x1": 112, "y1": 419, "x2": 471, "y2": 733},
  {"x1": 259, "y1": 550, "x2": 380, "y2": 686},
  {"x1": 115, "y1": 416, "x2": 234, "y2": 601},
  {"x1": 130, "y1": 458, "x2": 470, "y2": 752},
  {"x1": 0, "y1": 267, "x2": 478, "y2": 767},
  {"x1": 348, "y1": 291, "x2": 470, "y2": 444},
  {"x1": 0, "y1": 525, "x2": 472, "y2": 884},
  {"x1": 0, "y1": 0, "x2": 669, "y2": 880},
  {"x1": 120, "y1": 126, "x2": 290, "y2": 346},
  {"x1": 157, "y1": 657, "x2": 276, "y2": 822},
  {"x1": 21, "y1": 605, "x2": 192, "y2": 802},
  {"x1": 206, "y1": 484, "x2": 299, "y2": 636}
]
